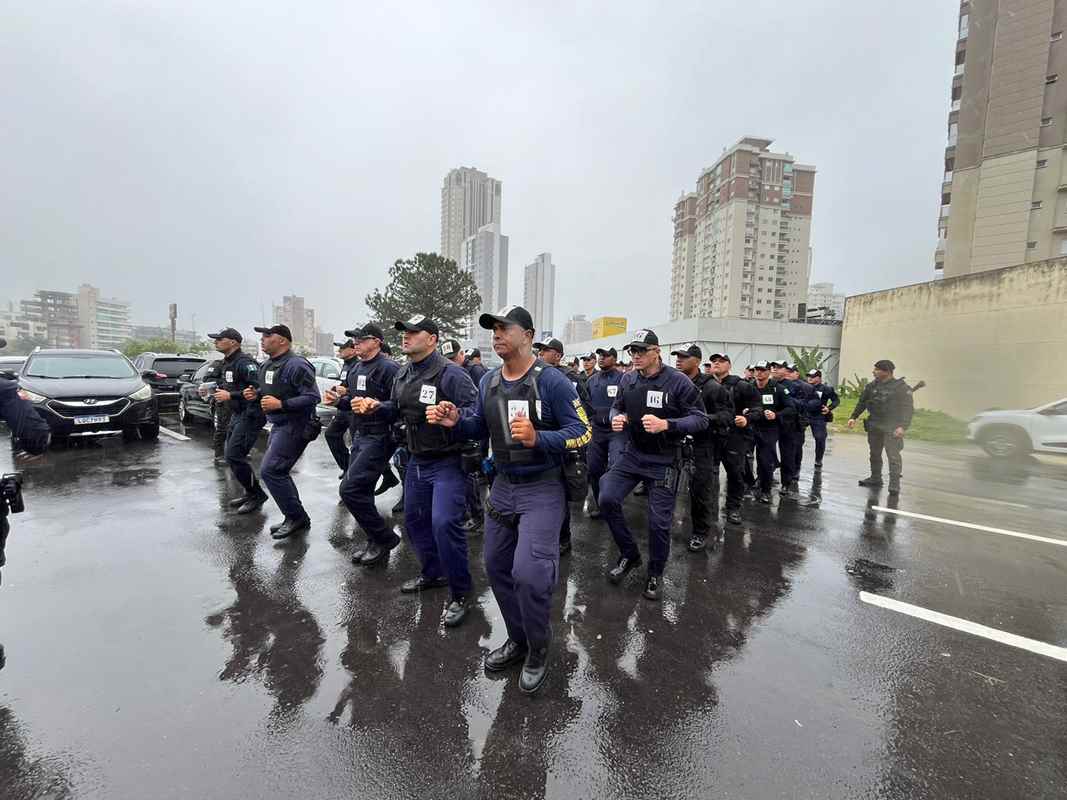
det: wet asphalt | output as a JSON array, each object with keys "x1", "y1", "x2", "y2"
[{"x1": 0, "y1": 419, "x2": 1065, "y2": 800}]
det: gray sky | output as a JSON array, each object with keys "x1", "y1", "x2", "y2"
[{"x1": 2, "y1": 1, "x2": 959, "y2": 340}]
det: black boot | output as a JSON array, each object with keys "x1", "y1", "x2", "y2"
[
  {"x1": 607, "y1": 554, "x2": 642, "y2": 585},
  {"x1": 375, "y1": 468, "x2": 400, "y2": 496},
  {"x1": 858, "y1": 476, "x2": 883, "y2": 487},
  {"x1": 643, "y1": 574, "x2": 662, "y2": 601},
  {"x1": 236, "y1": 486, "x2": 269, "y2": 515},
  {"x1": 360, "y1": 533, "x2": 400, "y2": 567},
  {"x1": 485, "y1": 638, "x2": 528, "y2": 672},
  {"x1": 726, "y1": 509, "x2": 743, "y2": 525},
  {"x1": 519, "y1": 645, "x2": 549, "y2": 694},
  {"x1": 687, "y1": 535, "x2": 706, "y2": 553},
  {"x1": 271, "y1": 514, "x2": 310, "y2": 540},
  {"x1": 443, "y1": 595, "x2": 469, "y2": 627}
]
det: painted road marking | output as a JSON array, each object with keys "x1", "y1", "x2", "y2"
[
  {"x1": 872, "y1": 506, "x2": 1067, "y2": 548},
  {"x1": 860, "y1": 592, "x2": 1067, "y2": 663},
  {"x1": 158, "y1": 426, "x2": 191, "y2": 442}
]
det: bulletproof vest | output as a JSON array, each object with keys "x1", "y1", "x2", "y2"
[
  {"x1": 219, "y1": 350, "x2": 257, "y2": 393},
  {"x1": 338, "y1": 356, "x2": 359, "y2": 385},
  {"x1": 348, "y1": 354, "x2": 393, "y2": 433},
  {"x1": 259, "y1": 352, "x2": 303, "y2": 402},
  {"x1": 588, "y1": 369, "x2": 623, "y2": 427},
  {"x1": 867, "y1": 379, "x2": 904, "y2": 418},
  {"x1": 692, "y1": 373, "x2": 726, "y2": 439},
  {"x1": 622, "y1": 373, "x2": 683, "y2": 455},
  {"x1": 484, "y1": 361, "x2": 549, "y2": 465},
  {"x1": 394, "y1": 352, "x2": 460, "y2": 456},
  {"x1": 752, "y1": 379, "x2": 781, "y2": 426}
]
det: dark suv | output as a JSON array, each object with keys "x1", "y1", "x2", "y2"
[
  {"x1": 18, "y1": 349, "x2": 160, "y2": 443},
  {"x1": 131, "y1": 353, "x2": 206, "y2": 411}
]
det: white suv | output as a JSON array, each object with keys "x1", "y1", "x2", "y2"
[{"x1": 967, "y1": 398, "x2": 1067, "y2": 458}]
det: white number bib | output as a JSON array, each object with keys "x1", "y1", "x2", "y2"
[
  {"x1": 508, "y1": 400, "x2": 530, "y2": 422},
  {"x1": 816, "y1": 390, "x2": 823, "y2": 398},
  {"x1": 762, "y1": 394, "x2": 774, "y2": 405},
  {"x1": 357, "y1": 375, "x2": 367, "y2": 391},
  {"x1": 340, "y1": 371, "x2": 348, "y2": 380},
  {"x1": 607, "y1": 385, "x2": 619, "y2": 398},
  {"x1": 419, "y1": 384, "x2": 437, "y2": 404},
  {"x1": 264, "y1": 370, "x2": 275, "y2": 385},
  {"x1": 646, "y1": 391, "x2": 664, "y2": 409},
  {"x1": 224, "y1": 370, "x2": 234, "y2": 383}
]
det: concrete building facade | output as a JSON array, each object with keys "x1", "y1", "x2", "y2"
[
  {"x1": 523, "y1": 252, "x2": 556, "y2": 338},
  {"x1": 18, "y1": 285, "x2": 131, "y2": 349},
  {"x1": 807, "y1": 282, "x2": 847, "y2": 320},
  {"x1": 563, "y1": 314, "x2": 593, "y2": 344},
  {"x1": 441, "y1": 167, "x2": 502, "y2": 266},
  {"x1": 461, "y1": 223, "x2": 509, "y2": 351},
  {"x1": 669, "y1": 137, "x2": 815, "y2": 323},
  {"x1": 272, "y1": 295, "x2": 317, "y2": 349},
  {"x1": 77, "y1": 284, "x2": 132, "y2": 349},
  {"x1": 936, "y1": 0, "x2": 1067, "y2": 278}
]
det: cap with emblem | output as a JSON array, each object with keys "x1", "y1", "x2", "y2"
[
  {"x1": 595, "y1": 347, "x2": 617, "y2": 357},
  {"x1": 465, "y1": 348, "x2": 481, "y2": 358},
  {"x1": 254, "y1": 324, "x2": 292, "y2": 341},
  {"x1": 767, "y1": 359, "x2": 783, "y2": 368},
  {"x1": 440, "y1": 339, "x2": 462, "y2": 356},
  {"x1": 345, "y1": 323, "x2": 385, "y2": 341},
  {"x1": 807, "y1": 369, "x2": 822, "y2": 377},
  {"x1": 669, "y1": 343, "x2": 702, "y2": 360},
  {"x1": 624, "y1": 329, "x2": 659, "y2": 351},
  {"x1": 478, "y1": 304, "x2": 535, "y2": 332},
  {"x1": 753, "y1": 360, "x2": 771, "y2": 371},
  {"x1": 334, "y1": 339, "x2": 355, "y2": 350},
  {"x1": 709, "y1": 352, "x2": 731, "y2": 362},
  {"x1": 874, "y1": 359, "x2": 895, "y2": 371},
  {"x1": 394, "y1": 315, "x2": 440, "y2": 336},
  {"x1": 208, "y1": 327, "x2": 243, "y2": 343},
  {"x1": 533, "y1": 336, "x2": 564, "y2": 354},
  {"x1": 581, "y1": 352, "x2": 596, "y2": 361}
]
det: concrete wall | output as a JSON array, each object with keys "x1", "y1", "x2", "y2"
[
  {"x1": 840, "y1": 258, "x2": 1067, "y2": 418},
  {"x1": 566, "y1": 317, "x2": 842, "y2": 383}
]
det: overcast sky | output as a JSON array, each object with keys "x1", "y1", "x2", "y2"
[{"x1": 2, "y1": 1, "x2": 959, "y2": 340}]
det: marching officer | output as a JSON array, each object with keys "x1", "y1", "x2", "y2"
[
  {"x1": 243, "y1": 325, "x2": 321, "y2": 539},
  {"x1": 806, "y1": 369, "x2": 839, "y2": 468},
  {"x1": 709, "y1": 353, "x2": 760, "y2": 525},
  {"x1": 208, "y1": 327, "x2": 268, "y2": 514},
  {"x1": 427, "y1": 305, "x2": 590, "y2": 694},
  {"x1": 780, "y1": 362, "x2": 821, "y2": 499},
  {"x1": 578, "y1": 353, "x2": 596, "y2": 390},
  {"x1": 672, "y1": 344, "x2": 734, "y2": 551},
  {"x1": 441, "y1": 338, "x2": 465, "y2": 367},
  {"x1": 532, "y1": 336, "x2": 591, "y2": 554},
  {"x1": 585, "y1": 346, "x2": 625, "y2": 519},
  {"x1": 355, "y1": 315, "x2": 478, "y2": 627},
  {"x1": 329, "y1": 324, "x2": 401, "y2": 566},
  {"x1": 441, "y1": 338, "x2": 485, "y2": 532},
  {"x1": 464, "y1": 348, "x2": 488, "y2": 385},
  {"x1": 462, "y1": 348, "x2": 489, "y2": 533},
  {"x1": 848, "y1": 359, "x2": 913, "y2": 496},
  {"x1": 599, "y1": 329, "x2": 708, "y2": 600},
  {"x1": 324, "y1": 338, "x2": 360, "y2": 479},
  {"x1": 748, "y1": 361, "x2": 794, "y2": 504}
]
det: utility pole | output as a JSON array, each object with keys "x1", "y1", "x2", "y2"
[{"x1": 169, "y1": 303, "x2": 177, "y2": 345}]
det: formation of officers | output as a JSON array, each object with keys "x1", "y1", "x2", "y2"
[{"x1": 204, "y1": 308, "x2": 909, "y2": 695}]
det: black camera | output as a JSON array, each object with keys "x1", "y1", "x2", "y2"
[{"x1": 1, "y1": 473, "x2": 24, "y2": 515}]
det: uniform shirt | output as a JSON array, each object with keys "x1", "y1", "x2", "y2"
[
  {"x1": 782, "y1": 378, "x2": 822, "y2": 426},
  {"x1": 0, "y1": 378, "x2": 51, "y2": 454},
  {"x1": 810, "y1": 382, "x2": 840, "y2": 420},
  {"x1": 745, "y1": 379, "x2": 794, "y2": 431},
  {"x1": 220, "y1": 349, "x2": 260, "y2": 415},
  {"x1": 259, "y1": 352, "x2": 320, "y2": 425},
  {"x1": 334, "y1": 355, "x2": 361, "y2": 421},
  {"x1": 553, "y1": 364, "x2": 592, "y2": 420},
  {"x1": 457, "y1": 362, "x2": 591, "y2": 478},
  {"x1": 851, "y1": 378, "x2": 914, "y2": 432},
  {"x1": 587, "y1": 368, "x2": 625, "y2": 432},
  {"x1": 345, "y1": 352, "x2": 399, "y2": 431},
  {"x1": 720, "y1": 374, "x2": 760, "y2": 437},
  {"x1": 609, "y1": 363, "x2": 708, "y2": 464},
  {"x1": 465, "y1": 361, "x2": 488, "y2": 386},
  {"x1": 691, "y1": 372, "x2": 735, "y2": 441}
]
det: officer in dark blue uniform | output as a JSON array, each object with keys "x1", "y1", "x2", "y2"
[
  {"x1": 709, "y1": 354, "x2": 760, "y2": 525},
  {"x1": 584, "y1": 346, "x2": 625, "y2": 519},
  {"x1": 328, "y1": 324, "x2": 402, "y2": 566},
  {"x1": 461, "y1": 347, "x2": 489, "y2": 533},
  {"x1": 464, "y1": 348, "x2": 488, "y2": 385},
  {"x1": 748, "y1": 361, "x2": 794, "y2": 504},
  {"x1": 806, "y1": 369, "x2": 839, "y2": 468},
  {"x1": 208, "y1": 327, "x2": 268, "y2": 514},
  {"x1": 779, "y1": 362, "x2": 821, "y2": 499},
  {"x1": 599, "y1": 329, "x2": 708, "y2": 601},
  {"x1": 441, "y1": 338, "x2": 484, "y2": 533},
  {"x1": 427, "y1": 305, "x2": 590, "y2": 694},
  {"x1": 578, "y1": 352, "x2": 596, "y2": 394},
  {"x1": 242, "y1": 325, "x2": 321, "y2": 539},
  {"x1": 324, "y1": 338, "x2": 359, "y2": 478},
  {"x1": 357, "y1": 315, "x2": 478, "y2": 627}
]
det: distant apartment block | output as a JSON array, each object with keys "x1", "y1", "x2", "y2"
[
  {"x1": 272, "y1": 295, "x2": 317, "y2": 349},
  {"x1": 18, "y1": 284, "x2": 131, "y2": 348},
  {"x1": 441, "y1": 167, "x2": 502, "y2": 266},
  {"x1": 523, "y1": 253, "x2": 556, "y2": 337},
  {"x1": 563, "y1": 314, "x2": 593, "y2": 344},
  {"x1": 461, "y1": 223, "x2": 509, "y2": 351},
  {"x1": 806, "y1": 282, "x2": 846, "y2": 320}
]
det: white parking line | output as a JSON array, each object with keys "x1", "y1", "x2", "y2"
[
  {"x1": 158, "y1": 426, "x2": 191, "y2": 442},
  {"x1": 860, "y1": 592, "x2": 1067, "y2": 662},
  {"x1": 872, "y1": 506, "x2": 1067, "y2": 548}
]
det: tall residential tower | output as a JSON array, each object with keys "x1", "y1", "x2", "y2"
[
  {"x1": 523, "y1": 253, "x2": 556, "y2": 337},
  {"x1": 440, "y1": 167, "x2": 502, "y2": 266}
]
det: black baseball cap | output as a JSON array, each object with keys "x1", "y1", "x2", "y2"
[
  {"x1": 208, "y1": 327, "x2": 243, "y2": 343},
  {"x1": 874, "y1": 359, "x2": 895, "y2": 371},
  {"x1": 595, "y1": 347, "x2": 617, "y2": 357},
  {"x1": 807, "y1": 369, "x2": 822, "y2": 377},
  {"x1": 479, "y1": 304, "x2": 535, "y2": 332},
  {"x1": 533, "y1": 337, "x2": 564, "y2": 354},
  {"x1": 767, "y1": 359, "x2": 783, "y2": 368},
  {"x1": 254, "y1": 324, "x2": 292, "y2": 341},
  {"x1": 345, "y1": 323, "x2": 385, "y2": 341},
  {"x1": 669, "y1": 344, "x2": 702, "y2": 360},
  {"x1": 440, "y1": 339, "x2": 462, "y2": 357},
  {"x1": 334, "y1": 339, "x2": 356, "y2": 349},
  {"x1": 465, "y1": 348, "x2": 481, "y2": 358},
  {"x1": 581, "y1": 352, "x2": 596, "y2": 361},
  {"x1": 753, "y1": 360, "x2": 771, "y2": 371},
  {"x1": 709, "y1": 352, "x2": 731, "y2": 362},
  {"x1": 784, "y1": 363, "x2": 800, "y2": 373},
  {"x1": 624, "y1": 329, "x2": 659, "y2": 351},
  {"x1": 381, "y1": 341, "x2": 392, "y2": 355},
  {"x1": 394, "y1": 315, "x2": 440, "y2": 336}
]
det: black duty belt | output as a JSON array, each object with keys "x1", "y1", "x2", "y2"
[
  {"x1": 496, "y1": 465, "x2": 562, "y2": 485},
  {"x1": 352, "y1": 424, "x2": 391, "y2": 436}
]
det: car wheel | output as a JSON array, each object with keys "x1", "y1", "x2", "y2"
[
  {"x1": 140, "y1": 422, "x2": 160, "y2": 441},
  {"x1": 979, "y1": 425, "x2": 1031, "y2": 459},
  {"x1": 179, "y1": 396, "x2": 193, "y2": 425}
]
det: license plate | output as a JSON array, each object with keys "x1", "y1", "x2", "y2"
[{"x1": 74, "y1": 415, "x2": 110, "y2": 425}]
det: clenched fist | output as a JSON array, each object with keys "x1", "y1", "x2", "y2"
[
  {"x1": 641, "y1": 414, "x2": 668, "y2": 434},
  {"x1": 426, "y1": 401, "x2": 459, "y2": 427},
  {"x1": 510, "y1": 415, "x2": 537, "y2": 447},
  {"x1": 611, "y1": 413, "x2": 628, "y2": 432}
]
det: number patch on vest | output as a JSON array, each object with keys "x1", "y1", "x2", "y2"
[
  {"x1": 762, "y1": 394, "x2": 774, "y2": 405},
  {"x1": 508, "y1": 400, "x2": 530, "y2": 422},
  {"x1": 224, "y1": 370, "x2": 234, "y2": 383},
  {"x1": 607, "y1": 385, "x2": 618, "y2": 397},
  {"x1": 264, "y1": 370, "x2": 275, "y2": 385},
  {"x1": 646, "y1": 391, "x2": 664, "y2": 408},
  {"x1": 340, "y1": 371, "x2": 348, "y2": 380},
  {"x1": 419, "y1": 384, "x2": 437, "y2": 404},
  {"x1": 357, "y1": 375, "x2": 367, "y2": 391},
  {"x1": 816, "y1": 390, "x2": 823, "y2": 398}
]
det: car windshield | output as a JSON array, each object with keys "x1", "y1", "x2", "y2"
[
  {"x1": 24, "y1": 354, "x2": 137, "y2": 379},
  {"x1": 151, "y1": 358, "x2": 205, "y2": 377}
]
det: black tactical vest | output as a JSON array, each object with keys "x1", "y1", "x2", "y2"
[
  {"x1": 259, "y1": 352, "x2": 301, "y2": 402},
  {"x1": 347, "y1": 355, "x2": 393, "y2": 434},
  {"x1": 484, "y1": 361, "x2": 549, "y2": 465},
  {"x1": 394, "y1": 352, "x2": 459, "y2": 456},
  {"x1": 622, "y1": 375, "x2": 682, "y2": 455},
  {"x1": 219, "y1": 350, "x2": 257, "y2": 393}
]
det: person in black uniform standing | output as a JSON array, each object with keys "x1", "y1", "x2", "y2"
[
  {"x1": 208, "y1": 327, "x2": 268, "y2": 514},
  {"x1": 748, "y1": 361, "x2": 794, "y2": 504},
  {"x1": 671, "y1": 344, "x2": 734, "y2": 552},
  {"x1": 779, "y1": 362, "x2": 821, "y2": 500},
  {"x1": 710, "y1": 353, "x2": 760, "y2": 525},
  {"x1": 462, "y1": 348, "x2": 489, "y2": 533},
  {"x1": 848, "y1": 359, "x2": 913, "y2": 496},
  {"x1": 324, "y1": 338, "x2": 359, "y2": 479},
  {"x1": 242, "y1": 325, "x2": 321, "y2": 539},
  {"x1": 806, "y1": 369, "x2": 839, "y2": 468},
  {"x1": 598, "y1": 329, "x2": 708, "y2": 600},
  {"x1": 584, "y1": 347, "x2": 625, "y2": 519}
]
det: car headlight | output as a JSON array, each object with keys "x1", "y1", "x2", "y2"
[
  {"x1": 18, "y1": 388, "x2": 47, "y2": 404},
  {"x1": 128, "y1": 384, "x2": 153, "y2": 401}
]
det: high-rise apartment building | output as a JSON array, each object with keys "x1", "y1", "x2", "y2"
[
  {"x1": 936, "y1": 1, "x2": 1067, "y2": 277},
  {"x1": 523, "y1": 253, "x2": 556, "y2": 337},
  {"x1": 272, "y1": 295, "x2": 317, "y2": 349},
  {"x1": 563, "y1": 314, "x2": 593, "y2": 344},
  {"x1": 806, "y1": 282, "x2": 846, "y2": 320},
  {"x1": 669, "y1": 137, "x2": 815, "y2": 322},
  {"x1": 18, "y1": 284, "x2": 131, "y2": 348},
  {"x1": 441, "y1": 167, "x2": 502, "y2": 265},
  {"x1": 461, "y1": 223, "x2": 509, "y2": 351}
]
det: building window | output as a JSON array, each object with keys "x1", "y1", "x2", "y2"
[
  {"x1": 1053, "y1": 31, "x2": 1064, "y2": 42},
  {"x1": 1042, "y1": 117, "x2": 1053, "y2": 127},
  {"x1": 1038, "y1": 159, "x2": 1048, "y2": 168},
  {"x1": 1032, "y1": 201, "x2": 1043, "y2": 210},
  {"x1": 1048, "y1": 74, "x2": 1059, "y2": 84},
  {"x1": 1027, "y1": 241, "x2": 1038, "y2": 248}
]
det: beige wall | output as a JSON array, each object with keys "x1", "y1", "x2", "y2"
[{"x1": 840, "y1": 258, "x2": 1067, "y2": 418}]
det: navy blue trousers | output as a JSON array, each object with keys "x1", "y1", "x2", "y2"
[
  {"x1": 260, "y1": 421, "x2": 312, "y2": 520},
  {"x1": 484, "y1": 476, "x2": 565, "y2": 649},
  {"x1": 754, "y1": 426, "x2": 780, "y2": 493},
  {"x1": 339, "y1": 433, "x2": 396, "y2": 545},
  {"x1": 779, "y1": 428, "x2": 801, "y2": 485},
  {"x1": 324, "y1": 412, "x2": 350, "y2": 472},
  {"x1": 598, "y1": 450, "x2": 678, "y2": 576},
  {"x1": 810, "y1": 422, "x2": 828, "y2": 464},
  {"x1": 224, "y1": 410, "x2": 265, "y2": 492},
  {"x1": 586, "y1": 429, "x2": 624, "y2": 503},
  {"x1": 404, "y1": 456, "x2": 472, "y2": 597}
]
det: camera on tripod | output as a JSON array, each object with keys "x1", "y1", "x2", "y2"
[{"x1": 1, "y1": 473, "x2": 24, "y2": 515}]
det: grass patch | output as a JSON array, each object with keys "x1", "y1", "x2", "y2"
[{"x1": 829, "y1": 396, "x2": 968, "y2": 444}]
